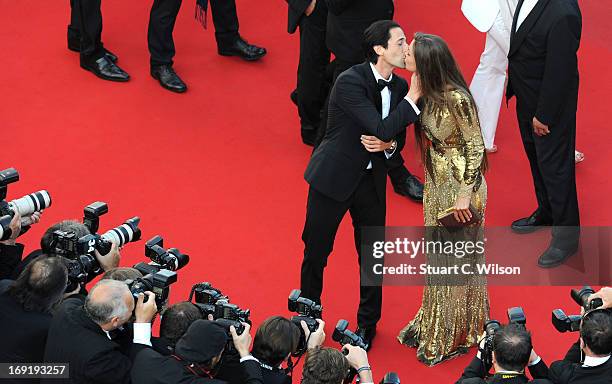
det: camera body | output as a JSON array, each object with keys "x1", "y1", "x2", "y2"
[
  {"x1": 287, "y1": 289, "x2": 322, "y2": 356},
  {"x1": 145, "y1": 235, "x2": 189, "y2": 271},
  {"x1": 189, "y1": 282, "x2": 250, "y2": 335},
  {"x1": 51, "y1": 230, "x2": 103, "y2": 291},
  {"x1": 332, "y1": 319, "x2": 368, "y2": 351},
  {"x1": 130, "y1": 262, "x2": 178, "y2": 310},
  {"x1": 481, "y1": 307, "x2": 527, "y2": 369},
  {"x1": 83, "y1": 202, "x2": 142, "y2": 255},
  {"x1": 552, "y1": 286, "x2": 604, "y2": 333}
]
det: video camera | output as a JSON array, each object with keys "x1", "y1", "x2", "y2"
[
  {"x1": 188, "y1": 282, "x2": 251, "y2": 335},
  {"x1": 288, "y1": 289, "x2": 322, "y2": 356},
  {"x1": 481, "y1": 307, "x2": 527, "y2": 368},
  {"x1": 0, "y1": 168, "x2": 52, "y2": 240},
  {"x1": 552, "y1": 286, "x2": 604, "y2": 333}
]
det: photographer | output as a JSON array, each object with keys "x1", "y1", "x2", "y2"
[
  {"x1": 0, "y1": 255, "x2": 67, "y2": 383},
  {"x1": 456, "y1": 324, "x2": 550, "y2": 384},
  {"x1": 0, "y1": 210, "x2": 41, "y2": 279},
  {"x1": 152, "y1": 301, "x2": 203, "y2": 355},
  {"x1": 131, "y1": 320, "x2": 264, "y2": 384},
  {"x1": 301, "y1": 344, "x2": 373, "y2": 384},
  {"x1": 42, "y1": 279, "x2": 157, "y2": 384},
  {"x1": 549, "y1": 309, "x2": 612, "y2": 384}
]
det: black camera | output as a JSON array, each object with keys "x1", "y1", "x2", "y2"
[
  {"x1": 83, "y1": 202, "x2": 141, "y2": 255},
  {"x1": 332, "y1": 319, "x2": 369, "y2": 351},
  {"x1": 288, "y1": 289, "x2": 322, "y2": 356},
  {"x1": 145, "y1": 235, "x2": 189, "y2": 271},
  {"x1": 129, "y1": 262, "x2": 178, "y2": 310},
  {"x1": 380, "y1": 372, "x2": 400, "y2": 384},
  {"x1": 51, "y1": 230, "x2": 103, "y2": 291},
  {"x1": 552, "y1": 286, "x2": 604, "y2": 333},
  {"x1": 481, "y1": 307, "x2": 527, "y2": 368},
  {"x1": 0, "y1": 168, "x2": 52, "y2": 241},
  {"x1": 188, "y1": 282, "x2": 250, "y2": 335}
]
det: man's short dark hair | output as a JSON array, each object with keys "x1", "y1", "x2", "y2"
[
  {"x1": 302, "y1": 347, "x2": 348, "y2": 384},
  {"x1": 8, "y1": 255, "x2": 68, "y2": 313},
  {"x1": 40, "y1": 220, "x2": 90, "y2": 254},
  {"x1": 102, "y1": 267, "x2": 143, "y2": 282},
  {"x1": 581, "y1": 310, "x2": 612, "y2": 355},
  {"x1": 362, "y1": 20, "x2": 402, "y2": 64},
  {"x1": 493, "y1": 324, "x2": 533, "y2": 372},
  {"x1": 252, "y1": 316, "x2": 301, "y2": 367},
  {"x1": 160, "y1": 302, "x2": 203, "y2": 347}
]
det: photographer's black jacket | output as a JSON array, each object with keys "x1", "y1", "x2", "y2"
[
  {"x1": 549, "y1": 341, "x2": 612, "y2": 384},
  {"x1": 0, "y1": 242, "x2": 24, "y2": 279},
  {"x1": 42, "y1": 297, "x2": 147, "y2": 384},
  {"x1": 456, "y1": 356, "x2": 551, "y2": 384},
  {"x1": 131, "y1": 347, "x2": 265, "y2": 384}
]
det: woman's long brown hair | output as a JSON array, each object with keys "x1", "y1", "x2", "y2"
[{"x1": 412, "y1": 32, "x2": 487, "y2": 174}]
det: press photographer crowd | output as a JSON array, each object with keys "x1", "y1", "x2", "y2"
[{"x1": 1, "y1": 166, "x2": 611, "y2": 384}]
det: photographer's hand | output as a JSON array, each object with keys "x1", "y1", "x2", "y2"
[
  {"x1": 343, "y1": 345, "x2": 372, "y2": 383},
  {"x1": 230, "y1": 322, "x2": 253, "y2": 358},
  {"x1": 135, "y1": 292, "x2": 157, "y2": 323},
  {"x1": 0, "y1": 210, "x2": 21, "y2": 245},
  {"x1": 94, "y1": 242, "x2": 121, "y2": 272},
  {"x1": 301, "y1": 319, "x2": 326, "y2": 349},
  {"x1": 590, "y1": 287, "x2": 612, "y2": 309}
]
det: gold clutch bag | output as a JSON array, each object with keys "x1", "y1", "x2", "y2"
[{"x1": 437, "y1": 204, "x2": 481, "y2": 229}]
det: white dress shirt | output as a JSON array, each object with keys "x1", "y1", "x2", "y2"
[
  {"x1": 515, "y1": 0, "x2": 538, "y2": 31},
  {"x1": 105, "y1": 323, "x2": 152, "y2": 346},
  {"x1": 367, "y1": 63, "x2": 420, "y2": 169}
]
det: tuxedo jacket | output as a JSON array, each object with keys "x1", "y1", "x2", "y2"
[
  {"x1": 304, "y1": 61, "x2": 417, "y2": 203},
  {"x1": 456, "y1": 355, "x2": 552, "y2": 384},
  {"x1": 326, "y1": 0, "x2": 394, "y2": 63},
  {"x1": 549, "y1": 341, "x2": 612, "y2": 384},
  {"x1": 506, "y1": 0, "x2": 581, "y2": 125},
  {"x1": 286, "y1": 0, "x2": 311, "y2": 33}
]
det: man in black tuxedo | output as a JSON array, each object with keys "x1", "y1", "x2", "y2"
[
  {"x1": 456, "y1": 324, "x2": 551, "y2": 384},
  {"x1": 506, "y1": 0, "x2": 582, "y2": 267},
  {"x1": 318, "y1": 0, "x2": 424, "y2": 202},
  {"x1": 286, "y1": 0, "x2": 331, "y2": 146},
  {"x1": 300, "y1": 20, "x2": 421, "y2": 349}
]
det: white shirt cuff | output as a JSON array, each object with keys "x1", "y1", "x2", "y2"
[
  {"x1": 528, "y1": 356, "x2": 541, "y2": 366},
  {"x1": 384, "y1": 146, "x2": 396, "y2": 158},
  {"x1": 240, "y1": 355, "x2": 259, "y2": 363},
  {"x1": 133, "y1": 323, "x2": 152, "y2": 346},
  {"x1": 404, "y1": 96, "x2": 420, "y2": 115}
]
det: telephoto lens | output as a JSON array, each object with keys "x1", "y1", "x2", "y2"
[
  {"x1": 101, "y1": 217, "x2": 142, "y2": 248},
  {"x1": 9, "y1": 190, "x2": 52, "y2": 216}
]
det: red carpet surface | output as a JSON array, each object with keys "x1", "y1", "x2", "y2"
[{"x1": 1, "y1": 0, "x2": 611, "y2": 382}]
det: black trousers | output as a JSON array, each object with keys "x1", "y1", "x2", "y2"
[
  {"x1": 516, "y1": 96, "x2": 580, "y2": 249},
  {"x1": 316, "y1": 58, "x2": 412, "y2": 182},
  {"x1": 68, "y1": 0, "x2": 105, "y2": 62},
  {"x1": 296, "y1": 0, "x2": 330, "y2": 131},
  {"x1": 148, "y1": 0, "x2": 240, "y2": 67},
  {"x1": 300, "y1": 172, "x2": 384, "y2": 328}
]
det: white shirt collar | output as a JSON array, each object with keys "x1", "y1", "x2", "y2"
[
  {"x1": 369, "y1": 63, "x2": 393, "y2": 83},
  {"x1": 583, "y1": 354, "x2": 611, "y2": 368}
]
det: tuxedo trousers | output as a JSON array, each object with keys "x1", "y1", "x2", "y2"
[
  {"x1": 68, "y1": 0, "x2": 105, "y2": 62},
  {"x1": 300, "y1": 172, "x2": 384, "y2": 328}
]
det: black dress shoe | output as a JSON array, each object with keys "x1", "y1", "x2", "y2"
[
  {"x1": 511, "y1": 211, "x2": 552, "y2": 234},
  {"x1": 80, "y1": 56, "x2": 129, "y2": 82},
  {"x1": 218, "y1": 36, "x2": 267, "y2": 61},
  {"x1": 392, "y1": 175, "x2": 423, "y2": 202},
  {"x1": 355, "y1": 327, "x2": 376, "y2": 351},
  {"x1": 538, "y1": 245, "x2": 578, "y2": 268},
  {"x1": 151, "y1": 65, "x2": 187, "y2": 93},
  {"x1": 68, "y1": 40, "x2": 118, "y2": 63}
]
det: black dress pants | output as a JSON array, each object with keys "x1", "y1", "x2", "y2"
[
  {"x1": 296, "y1": 0, "x2": 330, "y2": 131},
  {"x1": 300, "y1": 172, "x2": 384, "y2": 328},
  {"x1": 148, "y1": 0, "x2": 240, "y2": 67},
  {"x1": 516, "y1": 96, "x2": 580, "y2": 249},
  {"x1": 68, "y1": 0, "x2": 105, "y2": 63}
]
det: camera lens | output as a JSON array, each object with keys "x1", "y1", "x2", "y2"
[
  {"x1": 9, "y1": 190, "x2": 51, "y2": 216},
  {"x1": 101, "y1": 217, "x2": 141, "y2": 247}
]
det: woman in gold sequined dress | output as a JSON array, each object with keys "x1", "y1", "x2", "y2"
[{"x1": 396, "y1": 33, "x2": 489, "y2": 365}]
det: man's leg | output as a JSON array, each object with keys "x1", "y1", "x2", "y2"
[
  {"x1": 68, "y1": 0, "x2": 81, "y2": 51},
  {"x1": 148, "y1": 0, "x2": 182, "y2": 68},
  {"x1": 77, "y1": 0, "x2": 104, "y2": 63},
  {"x1": 300, "y1": 186, "x2": 350, "y2": 304},
  {"x1": 349, "y1": 173, "x2": 385, "y2": 329},
  {"x1": 296, "y1": 0, "x2": 330, "y2": 146},
  {"x1": 210, "y1": 0, "x2": 266, "y2": 60},
  {"x1": 386, "y1": 154, "x2": 423, "y2": 202}
]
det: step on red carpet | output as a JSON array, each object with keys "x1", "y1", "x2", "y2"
[{"x1": 2, "y1": 0, "x2": 611, "y2": 382}]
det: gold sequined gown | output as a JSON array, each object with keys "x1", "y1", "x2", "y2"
[{"x1": 397, "y1": 90, "x2": 490, "y2": 365}]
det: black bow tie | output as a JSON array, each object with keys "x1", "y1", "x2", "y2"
[{"x1": 377, "y1": 78, "x2": 394, "y2": 92}]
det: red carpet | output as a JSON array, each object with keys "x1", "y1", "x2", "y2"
[{"x1": 2, "y1": 0, "x2": 611, "y2": 382}]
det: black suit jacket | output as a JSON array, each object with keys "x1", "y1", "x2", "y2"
[
  {"x1": 549, "y1": 341, "x2": 612, "y2": 384},
  {"x1": 42, "y1": 297, "x2": 147, "y2": 384},
  {"x1": 131, "y1": 347, "x2": 264, "y2": 384},
  {"x1": 325, "y1": 0, "x2": 394, "y2": 63},
  {"x1": 286, "y1": 0, "x2": 311, "y2": 33},
  {"x1": 506, "y1": 0, "x2": 581, "y2": 125},
  {"x1": 304, "y1": 61, "x2": 417, "y2": 202},
  {"x1": 456, "y1": 356, "x2": 551, "y2": 384},
  {"x1": 0, "y1": 291, "x2": 53, "y2": 384},
  {"x1": 0, "y1": 243, "x2": 24, "y2": 280}
]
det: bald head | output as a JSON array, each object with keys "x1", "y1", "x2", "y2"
[{"x1": 85, "y1": 279, "x2": 134, "y2": 329}]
